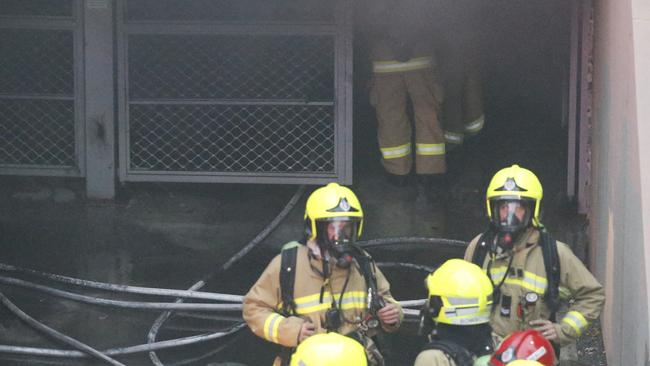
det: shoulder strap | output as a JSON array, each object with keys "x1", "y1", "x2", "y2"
[
  {"x1": 539, "y1": 228, "x2": 561, "y2": 314},
  {"x1": 280, "y1": 242, "x2": 300, "y2": 317},
  {"x1": 422, "y1": 340, "x2": 474, "y2": 366},
  {"x1": 471, "y1": 229, "x2": 494, "y2": 267}
]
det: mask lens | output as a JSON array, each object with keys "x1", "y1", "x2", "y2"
[
  {"x1": 500, "y1": 201, "x2": 521, "y2": 227},
  {"x1": 327, "y1": 220, "x2": 355, "y2": 245},
  {"x1": 492, "y1": 199, "x2": 531, "y2": 233}
]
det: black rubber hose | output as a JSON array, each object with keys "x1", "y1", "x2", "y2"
[
  {"x1": 358, "y1": 237, "x2": 468, "y2": 249},
  {"x1": 0, "y1": 291, "x2": 125, "y2": 366},
  {"x1": 147, "y1": 185, "x2": 306, "y2": 366},
  {"x1": 0, "y1": 262, "x2": 242, "y2": 302},
  {"x1": 0, "y1": 276, "x2": 242, "y2": 312},
  {"x1": 0, "y1": 322, "x2": 246, "y2": 359},
  {"x1": 166, "y1": 330, "x2": 244, "y2": 366},
  {"x1": 376, "y1": 261, "x2": 436, "y2": 273}
]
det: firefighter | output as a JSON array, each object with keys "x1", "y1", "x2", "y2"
[
  {"x1": 434, "y1": 0, "x2": 486, "y2": 154},
  {"x1": 367, "y1": 0, "x2": 446, "y2": 203},
  {"x1": 490, "y1": 330, "x2": 555, "y2": 366},
  {"x1": 463, "y1": 165, "x2": 605, "y2": 351},
  {"x1": 243, "y1": 183, "x2": 402, "y2": 366},
  {"x1": 289, "y1": 332, "x2": 367, "y2": 366},
  {"x1": 414, "y1": 259, "x2": 494, "y2": 366}
]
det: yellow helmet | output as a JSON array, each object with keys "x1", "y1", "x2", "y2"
[
  {"x1": 290, "y1": 333, "x2": 367, "y2": 366},
  {"x1": 304, "y1": 183, "x2": 363, "y2": 242},
  {"x1": 506, "y1": 361, "x2": 545, "y2": 366},
  {"x1": 486, "y1": 164, "x2": 543, "y2": 231},
  {"x1": 425, "y1": 259, "x2": 493, "y2": 325}
]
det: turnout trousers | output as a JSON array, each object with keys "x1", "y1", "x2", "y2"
[{"x1": 370, "y1": 49, "x2": 446, "y2": 175}]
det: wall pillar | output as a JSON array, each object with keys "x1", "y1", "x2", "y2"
[{"x1": 83, "y1": 0, "x2": 116, "y2": 199}]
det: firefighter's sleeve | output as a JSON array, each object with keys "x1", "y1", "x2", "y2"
[
  {"x1": 374, "y1": 264, "x2": 403, "y2": 332},
  {"x1": 463, "y1": 234, "x2": 482, "y2": 262},
  {"x1": 242, "y1": 255, "x2": 305, "y2": 348},
  {"x1": 553, "y1": 242, "x2": 605, "y2": 346}
]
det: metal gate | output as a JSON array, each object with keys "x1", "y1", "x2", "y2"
[
  {"x1": 0, "y1": 0, "x2": 85, "y2": 177},
  {"x1": 117, "y1": 0, "x2": 353, "y2": 184}
]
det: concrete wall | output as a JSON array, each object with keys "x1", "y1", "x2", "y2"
[{"x1": 591, "y1": 0, "x2": 650, "y2": 365}]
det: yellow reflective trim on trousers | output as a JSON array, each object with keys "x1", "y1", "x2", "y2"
[
  {"x1": 263, "y1": 313, "x2": 284, "y2": 343},
  {"x1": 562, "y1": 311, "x2": 588, "y2": 336},
  {"x1": 464, "y1": 114, "x2": 485, "y2": 134},
  {"x1": 444, "y1": 131, "x2": 464, "y2": 144},
  {"x1": 415, "y1": 143, "x2": 445, "y2": 156},
  {"x1": 373, "y1": 57, "x2": 433, "y2": 73},
  {"x1": 380, "y1": 143, "x2": 411, "y2": 159}
]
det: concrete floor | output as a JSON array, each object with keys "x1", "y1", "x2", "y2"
[{"x1": 0, "y1": 99, "x2": 605, "y2": 365}]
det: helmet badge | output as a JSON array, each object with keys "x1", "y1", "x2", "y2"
[
  {"x1": 326, "y1": 197, "x2": 359, "y2": 213},
  {"x1": 495, "y1": 177, "x2": 527, "y2": 192}
]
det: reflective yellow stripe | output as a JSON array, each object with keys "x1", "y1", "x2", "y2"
[
  {"x1": 292, "y1": 291, "x2": 367, "y2": 314},
  {"x1": 263, "y1": 313, "x2": 284, "y2": 343},
  {"x1": 489, "y1": 266, "x2": 508, "y2": 282},
  {"x1": 380, "y1": 143, "x2": 411, "y2": 159},
  {"x1": 559, "y1": 286, "x2": 571, "y2": 300},
  {"x1": 503, "y1": 278, "x2": 547, "y2": 294},
  {"x1": 373, "y1": 57, "x2": 433, "y2": 73},
  {"x1": 489, "y1": 267, "x2": 548, "y2": 294},
  {"x1": 293, "y1": 291, "x2": 333, "y2": 314},
  {"x1": 339, "y1": 291, "x2": 367, "y2": 310},
  {"x1": 562, "y1": 311, "x2": 588, "y2": 336},
  {"x1": 294, "y1": 292, "x2": 331, "y2": 305},
  {"x1": 296, "y1": 302, "x2": 332, "y2": 314},
  {"x1": 464, "y1": 114, "x2": 485, "y2": 134},
  {"x1": 444, "y1": 131, "x2": 464, "y2": 144},
  {"x1": 415, "y1": 143, "x2": 445, "y2": 156}
]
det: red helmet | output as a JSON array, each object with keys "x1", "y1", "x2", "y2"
[{"x1": 490, "y1": 330, "x2": 556, "y2": 366}]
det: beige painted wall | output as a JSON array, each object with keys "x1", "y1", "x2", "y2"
[{"x1": 591, "y1": 0, "x2": 650, "y2": 364}]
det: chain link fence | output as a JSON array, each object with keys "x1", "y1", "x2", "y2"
[
  {"x1": 129, "y1": 104, "x2": 334, "y2": 173},
  {"x1": 125, "y1": 0, "x2": 333, "y2": 23},
  {"x1": 120, "y1": 0, "x2": 351, "y2": 183},
  {"x1": 0, "y1": 0, "x2": 73, "y2": 17},
  {"x1": 0, "y1": 6, "x2": 82, "y2": 175}
]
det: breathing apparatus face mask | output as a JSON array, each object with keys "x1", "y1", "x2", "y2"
[
  {"x1": 490, "y1": 199, "x2": 533, "y2": 249},
  {"x1": 316, "y1": 219, "x2": 359, "y2": 268}
]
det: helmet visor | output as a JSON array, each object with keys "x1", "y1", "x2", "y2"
[{"x1": 490, "y1": 199, "x2": 533, "y2": 234}]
